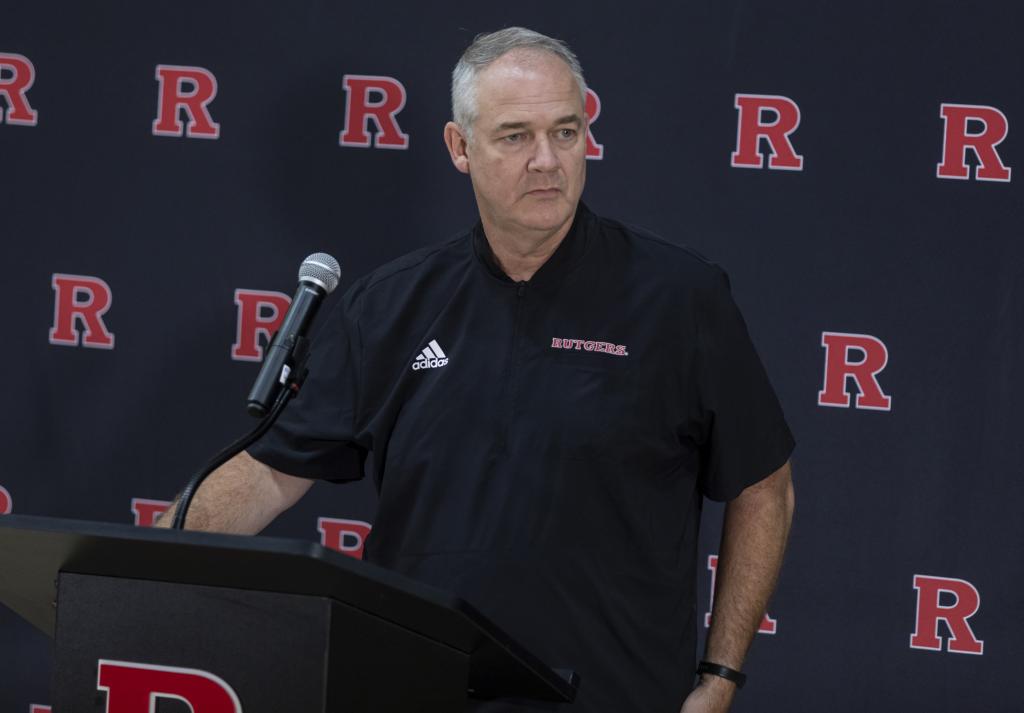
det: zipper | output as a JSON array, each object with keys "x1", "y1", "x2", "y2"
[{"x1": 496, "y1": 281, "x2": 527, "y2": 451}]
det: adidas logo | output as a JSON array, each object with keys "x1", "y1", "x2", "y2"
[{"x1": 411, "y1": 339, "x2": 449, "y2": 371}]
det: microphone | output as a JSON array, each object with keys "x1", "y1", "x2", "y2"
[{"x1": 246, "y1": 253, "x2": 341, "y2": 417}]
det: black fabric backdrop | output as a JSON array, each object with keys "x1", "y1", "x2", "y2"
[{"x1": 2, "y1": 1, "x2": 1022, "y2": 711}]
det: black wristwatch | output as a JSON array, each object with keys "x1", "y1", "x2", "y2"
[{"x1": 696, "y1": 660, "x2": 747, "y2": 689}]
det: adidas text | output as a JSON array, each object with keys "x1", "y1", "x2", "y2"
[{"x1": 413, "y1": 356, "x2": 448, "y2": 370}]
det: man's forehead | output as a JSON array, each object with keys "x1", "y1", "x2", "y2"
[
  {"x1": 477, "y1": 50, "x2": 575, "y2": 88},
  {"x1": 485, "y1": 47, "x2": 566, "y2": 74},
  {"x1": 474, "y1": 51, "x2": 582, "y2": 124}
]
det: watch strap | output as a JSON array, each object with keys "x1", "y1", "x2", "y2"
[{"x1": 696, "y1": 660, "x2": 747, "y2": 689}]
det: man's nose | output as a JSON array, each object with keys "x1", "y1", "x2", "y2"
[{"x1": 528, "y1": 135, "x2": 559, "y2": 172}]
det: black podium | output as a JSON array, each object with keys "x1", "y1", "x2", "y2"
[{"x1": 0, "y1": 515, "x2": 578, "y2": 712}]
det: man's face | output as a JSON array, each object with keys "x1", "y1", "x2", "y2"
[{"x1": 451, "y1": 51, "x2": 587, "y2": 238}]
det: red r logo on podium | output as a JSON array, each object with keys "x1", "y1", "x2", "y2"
[{"x1": 98, "y1": 660, "x2": 242, "y2": 713}]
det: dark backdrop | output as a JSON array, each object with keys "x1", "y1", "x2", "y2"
[{"x1": 2, "y1": 1, "x2": 1021, "y2": 711}]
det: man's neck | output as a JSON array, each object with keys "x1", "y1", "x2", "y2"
[{"x1": 481, "y1": 209, "x2": 577, "y2": 283}]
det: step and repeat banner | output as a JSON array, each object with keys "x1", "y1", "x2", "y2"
[{"x1": 2, "y1": 1, "x2": 1021, "y2": 711}]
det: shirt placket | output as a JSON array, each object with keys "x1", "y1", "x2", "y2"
[{"x1": 495, "y1": 280, "x2": 528, "y2": 453}]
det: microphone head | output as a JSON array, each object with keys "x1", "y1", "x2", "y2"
[{"x1": 299, "y1": 253, "x2": 341, "y2": 293}]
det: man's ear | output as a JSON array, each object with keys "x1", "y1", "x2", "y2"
[{"x1": 443, "y1": 121, "x2": 471, "y2": 174}]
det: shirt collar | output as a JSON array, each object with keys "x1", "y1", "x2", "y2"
[{"x1": 472, "y1": 201, "x2": 593, "y2": 288}]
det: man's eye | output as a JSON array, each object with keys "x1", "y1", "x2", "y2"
[
  {"x1": 558, "y1": 128, "x2": 577, "y2": 139},
  {"x1": 503, "y1": 133, "x2": 523, "y2": 143}
]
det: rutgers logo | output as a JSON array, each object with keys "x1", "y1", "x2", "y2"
[
  {"x1": 818, "y1": 331, "x2": 892, "y2": 411},
  {"x1": 231, "y1": 289, "x2": 291, "y2": 361},
  {"x1": 705, "y1": 555, "x2": 777, "y2": 634},
  {"x1": 49, "y1": 274, "x2": 115, "y2": 349},
  {"x1": 0, "y1": 52, "x2": 38, "y2": 126},
  {"x1": 98, "y1": 660, "x2": 242, "y2": 713},
  {"x1": 0, "y1": 484, "x2": 12, "y2": 515},
  {"x1": 318, "y1": 517, "x2": 373, "y2": 560},
  {"x1": 731, "y1": 94, "x2": 804, "y2": 171},
  {"x1": 910, "y1": 575, "x2": 984, "y2": 655},
  {"x1": 551, "y1": 337, "x2": 627, "y2": 356},
  {"x1": 733, "y1": 93, "x2": 802, "y2": 171},
  {"x1": 936, "y1": 103, "x2": 1011, "y2": 182},
  {"x1": 152, "y1": 65, "x2": 221, "y2": 139},
  {"x1": 30, "y1": 706, "x2": 51, "y2": 713},
  {"x1": 339, "y1": 75, "x2": 409, "y2": 149},
  {"x1": 584, "y1": 88, "x2": 604, "y2": 160},
  {"x1": 131, "y1": 498, "x2": 172, "y2": 527}
]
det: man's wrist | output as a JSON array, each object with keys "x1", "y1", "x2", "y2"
[{"x1": 698, "y1": 671, "x2": 739, "y2": 690}]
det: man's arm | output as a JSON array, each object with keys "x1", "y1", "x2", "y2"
[
  {"x1": 680, "y1": 460, "x2": 795, "y2": 713},
  {"x1": 154, "y1": 450, "x2": 314, "y2": 534}
]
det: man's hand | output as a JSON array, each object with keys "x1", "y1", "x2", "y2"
[
  {"x1": 154, "y1": 450, "x2": 313, "y2": 534},
  {"x1": 679, "y1": 675, "x2": 736, "y2": 713}
]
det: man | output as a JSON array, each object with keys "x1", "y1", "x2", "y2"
[{"x1": 158, "y1": 27, "x2": 795, "y2": 713}]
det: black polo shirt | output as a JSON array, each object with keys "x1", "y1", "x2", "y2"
[{"x1": 248, "y1": 202, "x2": 794, "y2": 713}]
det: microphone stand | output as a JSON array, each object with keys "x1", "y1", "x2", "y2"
[{"x1": 171, "y1": 336, "x2": 311, "y2": 530}]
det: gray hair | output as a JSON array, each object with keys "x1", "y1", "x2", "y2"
[{"x1": 451, "y1": 27, "x2": 587, "y2": 141}]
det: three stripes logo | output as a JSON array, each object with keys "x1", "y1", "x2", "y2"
[{"x1": 412, "y1": 339, "x2": 449, "y2": 371}]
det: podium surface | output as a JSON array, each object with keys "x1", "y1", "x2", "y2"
[{"x1": 0, "y1": 515, "x2": 577, "y2": 711}]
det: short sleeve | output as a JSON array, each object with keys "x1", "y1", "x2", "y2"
[
  {"x1": 694, "y1": 269, "x2": 795, "y2": 501},
  {"x1": 247, "y1": 281, "x2": 368, "y2": 482}
]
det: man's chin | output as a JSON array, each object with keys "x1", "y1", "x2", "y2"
[{"x1": 514, "y1": 200, "x2": 576, "y2": 233}]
